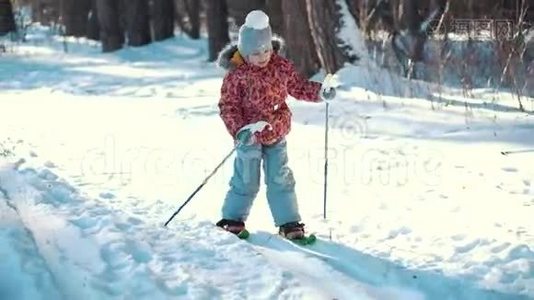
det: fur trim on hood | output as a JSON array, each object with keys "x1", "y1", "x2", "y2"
[{"x1": 216, "y1": 35, "x2": 286, "y2": 70}]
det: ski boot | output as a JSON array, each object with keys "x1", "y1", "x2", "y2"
[
  {"x1": 279, "y1": 222, "x2": 316, "y2": 245},
  {"x1": 216, "y1": 219, "x2": 249, "y2": 239}
]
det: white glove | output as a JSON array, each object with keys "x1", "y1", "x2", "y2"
[
  {"x1": 320, "y1": 73, "x2": 338, "y2": 102},
  {"x1": 235, "y1": 121, "x2": 272, "y2": 146}
]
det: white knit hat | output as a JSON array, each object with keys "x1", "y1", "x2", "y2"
[{"x1": 237, "y1": 10, "x2": 273, "y2": 56}]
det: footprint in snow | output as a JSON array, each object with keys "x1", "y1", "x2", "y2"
[
  {"x1": 125, "y1": 239, "x2": 152, "y2": 263},
  {"x1": 451, "y1": 234, "x2": 466, "y2": 241},
  {"x1": 507, "y1": 244, "x2": 534, "y2": 260},
  {"x1": 99, "y1": 192, "x2": 115, "y2": 199},
  {"x1": 490, "y1": 242, "x2": 511, "y2": 253},
  {"x1": 114, "y1": 217, "x2": 143, "y2": 232},
  {"x1": 44, "y1": 161, "x2": 56, "y2": 168},
  {"x1": 100, "y1": 241, "x2": 131, "y2": 269},
  {"x1": 387, "y1": 226, "x2": 412, "y2": 239},
  {"x1": 39, "y1": 169, "x2": 58, "y2": 181},
  {"x1": 70, "y1": 214, "x2": 99, "y2": 230},
  {"x1": 455, "y1": 239, "x2": 489, "y2": 253}
]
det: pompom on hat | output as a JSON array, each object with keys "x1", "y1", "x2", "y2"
[{"x1": 237, "y1": 10, "x2": 273, "y2": 57}]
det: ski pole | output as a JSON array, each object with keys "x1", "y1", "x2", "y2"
[
  {"x1": 163, "y1": 121, "x2": 271, "y2": 227},
  {"x1": 164, "y1": 146, "x2": 236, "y2": 227},
  {"x1": 322, "y1": 74, "x2": 335, "y2": 220},
  {"x1": 323, "y1": 101, "x2": 329, "y2": 219},
  {"x1": 501, "y1": 149, "x2": 534, "y2": 156}
]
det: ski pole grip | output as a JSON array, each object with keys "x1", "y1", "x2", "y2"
[{"x1": 322, "y1": 73, "x2": 334, "y2": 90}]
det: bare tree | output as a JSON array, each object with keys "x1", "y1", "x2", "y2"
[
  {"x1": 281, "y1": 0, "x2": 319, "y2": 77},
  {"x1": 185, "y1": 0, "x2": 200, "y2": 39},
  {"x1": 265, "y1": 0, "x2": 283, "y2": 36},
  {"x1": 87, "y1": 0, "x2": 100, "y2": 40},
  {"x1": 305, "y1": 0, "x2": 348, "y2": 73},
  {"x1": 152, "y1": 0, "x2": 175, "y2": 41},
  {"x1": 62, "y1": 0, "x2": 91, "y2": 37},
  {"x1": 226, "y1": 0, "x2": 264, "y2": 27},
  {"x1": 31, "y1": 0, "x2": 41, "y2": 22},
  {"x1": 31, "y1": 0, "x2": 60, "y2": 25},
  {"x1": 96, "y1": 0, "x2": 123, "y2": 52},
  {"x1": 0, "y1": 0, "x2": 16, "y2": 35},
  {"x1": 205, "y1": 0, "x2": 229, "y2": 61},
  {"x1": 392, "y1": 0, "x2": 444, "y2": 78},
  {"x1": 124, "y1": 0, "x2": 151, "y2": 46},
  {"x1": 175, "y1": 0, "x2": 200, "y2": 39}
]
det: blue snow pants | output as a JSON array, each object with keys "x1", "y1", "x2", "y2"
[{"x1": 221, "y1": 138, "x2": 301, "y2": 226}]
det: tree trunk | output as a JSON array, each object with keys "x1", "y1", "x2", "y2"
[
  {"x1": 124, "y1": 0, "x2": 151, "y2": 46},
  {"x1": 96, "y1": 0, "x2": 123, "y2": 52},
  {"x1": 345, "y1": 0, "x2": 360, "y2": 23},
  {"x1": 205, "y1": 0, "x2": 230, "y2": 62},
  {"x1": 31, "y1": 0, "x2": 41, "y2": 23},
  {"x1": 399, "y1": 0, "x2": 422, "y2": 32},
  {"x1": 43, "y1": 0, "x2": 61, "y2": 26},
  {"x1": 152, "y1": 0, "x2": 174, "y2": 41},
  {"x1": 265, "y1": 0, "x2": 283, "y2": 36},
  {"x1": 62, "y1": 0, "x2": 91, "y2": 37},
  {"x1": 226, "y1": 0, "x2": 264, "y2": 27},
  {"x1": 281, "y1": 0, "x2": 319, "y2": 77},
  {"x1": 184, "y1": 0, "x2": 200, "y2": 39},
  {"x1": 0, "y1": 0, "x2": 16, "y2": 35},
  {"x1": 87, "y1": 0, "x2": 100, "y2": 40},
  {"x1": 305, "y1": 0, "x2": 347, "y2": 73}
]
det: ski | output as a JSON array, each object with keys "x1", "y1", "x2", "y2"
[
  {"x1": 286, "y1": 233, "x2": 317, "y2": 245},
  {"x1": 236, "y1": 229, "x2": 250, "y2": 239},
  {"x1": 215, "y1": 221, "x2": 316, "y2": 245}
]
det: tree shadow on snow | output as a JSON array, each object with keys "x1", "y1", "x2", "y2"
[
  {"x1": 0, "y1": 37, "x2": 219, "y2": 98},
  {"x1": 248, "y1": 231, "x2": 529, "y2": 300}
]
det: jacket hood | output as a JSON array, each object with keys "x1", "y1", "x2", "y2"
[{"x1": 216, "y1": 35, "x2": 286, "y2": 71}]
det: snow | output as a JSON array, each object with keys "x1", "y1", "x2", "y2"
[
  {"x1": 336, "y1": 0, "x2": 370, "y2": 62},
  {"x1": 1, "y1": 27, "x2": 533, "y2": 300},
  {"x1": 244, "y1": 10, "x2": 270, "y2": 30}
]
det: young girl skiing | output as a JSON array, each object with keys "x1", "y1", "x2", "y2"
[{"x1": 216, "y1": 10, "x2": 335, "y2": 240}]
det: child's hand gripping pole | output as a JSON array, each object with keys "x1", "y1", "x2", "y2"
[
  {"x1": 236, "y1": 121, "x2": 272, "y2": 146},
  {"x1": 321, "y1": 73, "x2": 337, "y2": 102}
]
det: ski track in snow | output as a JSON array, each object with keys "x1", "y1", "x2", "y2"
[
  {"x1": 247, "y1": 232, "x2": 530, "y2": 300},
  {"x1": 0, "y1": 162, "x2": 330, "y2": 299},
  {"x1": 0, "y1": 186, "x2": 64, "y2": 300},
  {"x1": 2, "y1": 158, "x2": 530, "y2": 300}
]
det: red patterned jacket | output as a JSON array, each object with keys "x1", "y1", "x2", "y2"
[{"x1": 217, "y1": 38, "x2": 322, "y2": 145}]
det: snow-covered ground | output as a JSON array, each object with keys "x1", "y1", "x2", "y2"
[{"x1": 1, "y1": 31, "x2": 533, "y2": 300}]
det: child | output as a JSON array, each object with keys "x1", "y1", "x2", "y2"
[{"x1": 216, "y1": 10, "x2": 335, "y2": 240}]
